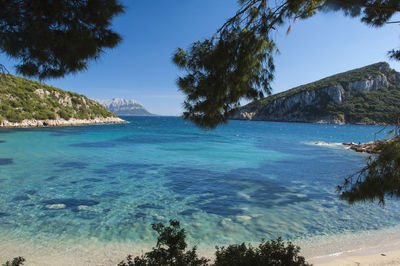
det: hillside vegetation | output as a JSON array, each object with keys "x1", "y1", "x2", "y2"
[
  {"x1": 237, "y1": 62, "x2": 400, "y2": 124},
  {"x1": 0, "y1": 74, "x2": 116, "y2": 123},
  {"x1": 328, "y1": 87, "x2": 400, "y2": 124}
]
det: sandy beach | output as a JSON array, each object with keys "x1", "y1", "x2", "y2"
[
  {"x1": 300, "y1": 226, "x2": 400, "y2": 265},
  {"x1": 311, "y1": 249, "x2": 400, "y2": 266},
  {"x1": 2, "y1": 243, "x2": 400, "y2": 266},
  {"x1": 2, "y1": 226, "x2": 400, "y2": 265}
]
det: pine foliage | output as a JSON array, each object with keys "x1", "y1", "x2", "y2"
[
  {"x1": 0, "y1": 0, "x2": 124, "y2": 79},
  {"x1": 174, "y1": 0, "x2": 400, "y2": 128},
  {"x1": 339, "y1": 138, "x2": 400, "y2": 204}
]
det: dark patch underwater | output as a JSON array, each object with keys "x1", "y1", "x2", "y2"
[{"x1": 0, "y1": 158, "x2": 13, "y2": 165}]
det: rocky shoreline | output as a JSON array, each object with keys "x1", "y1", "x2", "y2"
[
  {"x1": 0, "y1": 117, "x2": 126, "y2": 128},
  {"x1": 343, "y1": 139, "x2": 391, "y2": 154}
]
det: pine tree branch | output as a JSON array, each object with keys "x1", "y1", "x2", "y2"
[
  {"x1": 213, "y1": 0, "x2": 261, "y2": 40},
  {"x1": 245, "y1": 0, "x2": 266, "y2": 29},
  {"x1": 332, "y1": 0, "x2": 400, "y2": 13}
]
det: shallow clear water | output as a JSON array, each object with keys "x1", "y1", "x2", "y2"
[{"x1": 0, "y1": 117, "x2": 398, "y2": 247}]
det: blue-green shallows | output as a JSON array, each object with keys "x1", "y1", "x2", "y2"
[{"x1": 0, "y1": 117, "x2": 397, "y2": 246}]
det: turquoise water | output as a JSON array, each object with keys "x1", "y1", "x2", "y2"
[{"x1": 0, "y1": 117, "x2": 399, "y2": 247}]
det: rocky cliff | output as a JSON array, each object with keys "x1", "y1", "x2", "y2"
[
  {"x1": 232, "y1": 62, "x2": 400, "y2": 124},
  {"x1": 0, "y1": 74, "x2": 125, "y2": 127},
  {"x1": 97, "y1": 98, "x2": 154, "y2": 116}
]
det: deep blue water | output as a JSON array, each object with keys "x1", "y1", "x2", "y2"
[{"x1": 0, "y1": 116, "x2": 398, "y2": 246}]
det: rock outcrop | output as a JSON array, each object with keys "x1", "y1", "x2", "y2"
[
  {"x1": 343, "y1": 138, "x2": 395, "y2": 154},
  {"x1": 232, "y1": 62, "x2": 400, "y2": 124}
]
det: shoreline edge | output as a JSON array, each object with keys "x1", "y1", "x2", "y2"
[{"x1": 0, "y1": 117, "x2": 127, "y2": 128}]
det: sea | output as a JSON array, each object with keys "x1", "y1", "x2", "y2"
[{"x1": 0, "y1": 116, "x2": 399, "y2": 264}]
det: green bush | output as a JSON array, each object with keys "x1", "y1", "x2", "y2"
[
  {"x1": 2, "y1": 257, "x2": 25, "y2": 266},
  {"x1": 71, "y1": 97, "x2": 83, "y2": 105},
  {"x1": 33, "y1": 109, "x2": 56, "y2": 120},
  {"x1": 76, "y1": 109, "x2": 90, "y2": 119},
  {"x1": 5, "y1": 110, "x2": 24, "y2": 122},
  {"x1": 214, "y1": 239, "x2": 310, "y2": 266},
  {"x1": 119, "y1": 220, "x2": 209, "y2": 266},
  {"x1": 119, "y1": 220, "x2": 310, "y2": 266},
  {"x1": 58, "y1": 109, "x2": 72, "y2": 120}
]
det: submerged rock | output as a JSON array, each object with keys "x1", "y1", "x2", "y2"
[
  {"x1": 46, "y1": 203, "x2": 66, "y2": 209},
  {"x1": 236, "y1": 215, "x2": 252, "y2": 222},
  {"x1": 77, "y1": 205, "x2": 89, "y2": 211},
  {"x1": 43, "y1": 198, "x2": 100, "y2": 210}
]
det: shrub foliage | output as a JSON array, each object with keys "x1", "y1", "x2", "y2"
[
  {"x1": 2, "y1": 257, "x2": 25, "y2": 266},
  {"x1": 118, "y1": 220, "x2": 310, "y2": 266}
]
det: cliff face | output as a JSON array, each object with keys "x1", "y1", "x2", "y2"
[
  {"x1": 233, "y1": 62, "x2": 400, "y2": 124},
  {"x1": 97, "y1": 98, "x2": 154, "y2": 116}
]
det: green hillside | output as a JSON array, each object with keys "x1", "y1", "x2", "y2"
[
  {"x1": 323, "y1": 63, "x2": 400, "y2": 124},
  {"x1": 0, "y1": 74, "x2": 116, "y2": 123},
  {"x1": 238, "y1": 62, "x2": 400, "y2": 124}
]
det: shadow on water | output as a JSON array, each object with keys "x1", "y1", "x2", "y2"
[
  {"x1": 92, "y1": 162, "x2": 160, "y2": 175},
  {"x1": 55, "y1": 161, "x2": 89, "y2": 169},
  {"x1": 45, "y1": 176, "x2": 58, "y2": 181},
  {"x1": 163, "y1": 166, "x2": 313, "y2": 217},
  {"x1": 0, "y1": 212, "x2": 10, "y2": 218},
  {"x1": 137, "y1": 203, "x2": 164, "y2": 210},
  {"x1": 70, "y1": 133, "x2": 225, "y2": 149},
  {"x1": 70, "y1": 177, "x2": 103, "y2": 184},
  {"x1": 72, "y1": 159, "x2": 324, "y2": 219},
  {"x1": 0, "y1": 158, "x2": 13, "y2": 165},
  {"x1": 12, "y1": 195, "x2": 30, "y2": 201}
]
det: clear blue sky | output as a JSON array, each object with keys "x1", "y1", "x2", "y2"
[{"x1": 1, "y1": 0, "x2": 400, "y2": 115}]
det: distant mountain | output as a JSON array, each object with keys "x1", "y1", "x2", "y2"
[
  {"x1": 232, "y1": 62, "x2": 400, "y2": 125},
  {"x1": 97, "y1": 98, "x2": 154, "y2": 116}
]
